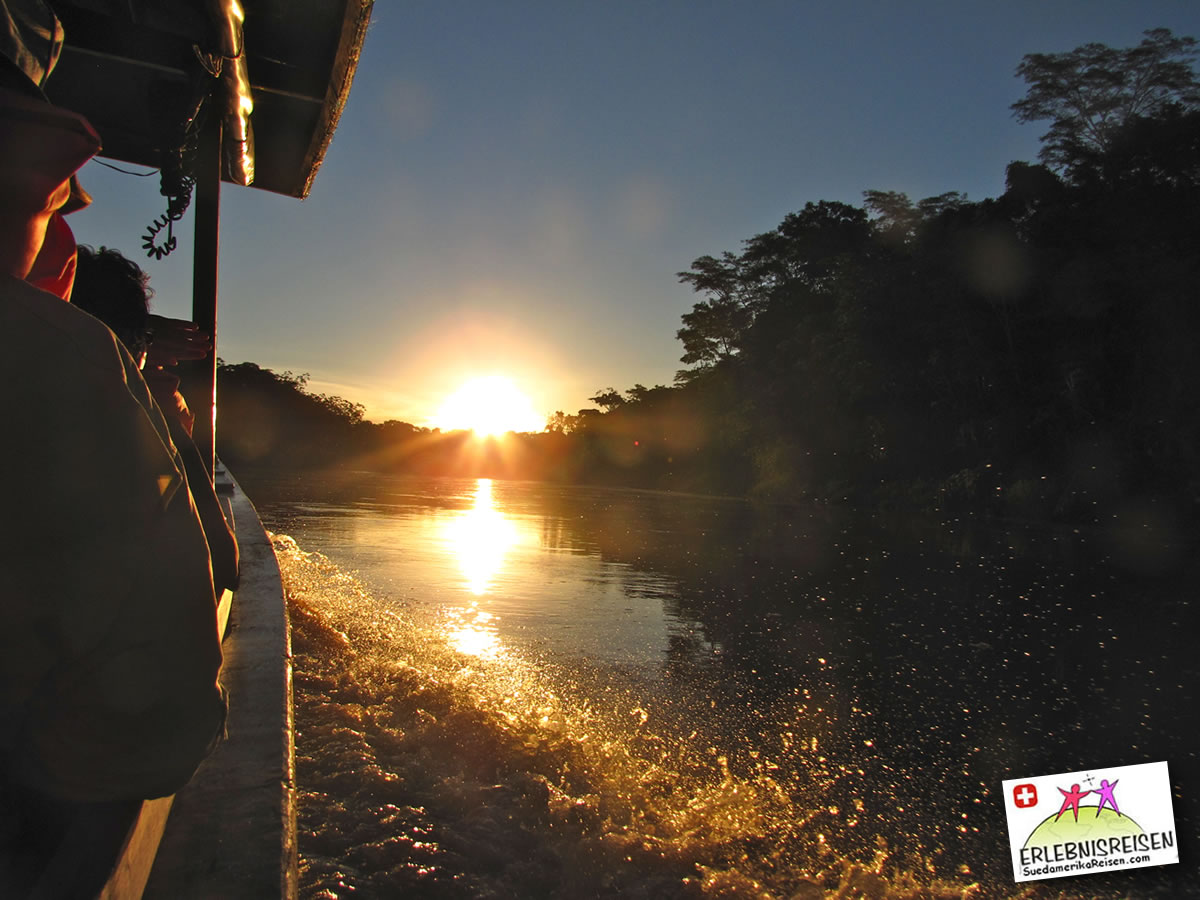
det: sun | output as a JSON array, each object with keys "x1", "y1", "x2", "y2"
[{"x1": 435, "y1": 375, "x2": 544, "y2": 436}]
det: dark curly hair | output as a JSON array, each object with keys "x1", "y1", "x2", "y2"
[{"x1": 72, "y1": 245, "x2": 155, "y2": 361}]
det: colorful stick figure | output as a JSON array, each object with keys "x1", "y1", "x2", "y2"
[
  {"x1": 1055, "y1": 784, "x2": 1090, "y2": 822},
  {"x1": 1092, "y1": 779, "x2": 1121, "y2": 817}
]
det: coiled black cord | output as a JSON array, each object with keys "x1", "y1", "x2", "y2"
[
  {"x1": 142, "y1": 131, "x2": 199, "y2": 260},
  {"x1": 141, "y1": 170, "x2": 195, "y2": 260},
  {"x1": 142, "y1": 57, "x2": 213, "y2": 260}
]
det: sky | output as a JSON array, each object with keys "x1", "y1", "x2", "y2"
[{"x1": 68, "y1": 1, "x2": 1200, "y2": 428}]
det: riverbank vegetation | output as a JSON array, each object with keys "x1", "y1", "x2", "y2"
[{"x1": 208, "y1": 30, "x2": 1200, "y2": 527}]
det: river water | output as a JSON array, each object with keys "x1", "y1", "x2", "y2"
[{"x1": 242, "y1": 470, "x2": 1197, "y2": 899}]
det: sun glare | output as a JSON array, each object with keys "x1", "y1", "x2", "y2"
[{"x1": 435, "y1": 375, "x2": 543, "y2": 436}]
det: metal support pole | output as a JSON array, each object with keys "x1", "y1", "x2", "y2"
[{"x1": 191, "y1": 113, "x2": 222, "y2": 479}]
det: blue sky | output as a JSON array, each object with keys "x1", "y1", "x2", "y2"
[{"x1": 69, "y1": 1, "x2": 1200, "y2": 426}]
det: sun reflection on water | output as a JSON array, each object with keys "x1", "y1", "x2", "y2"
[
  {"x1": 444, "y1": 603, "x2": 503, "y2": 658},
  {"x1": 440, "y1": 479, "x2": 527, "y2": 658},
  {"x1": 443, "y1": 478, "x2": 519, "y2": 595}
]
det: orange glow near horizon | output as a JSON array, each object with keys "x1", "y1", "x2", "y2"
[{"x1": 434, "y1": 375, "x2": 544, "y2": 436}]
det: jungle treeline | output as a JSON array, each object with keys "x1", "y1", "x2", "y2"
[{"x1": 211, "y1": 30, "x2": 1200, "y2": 526}]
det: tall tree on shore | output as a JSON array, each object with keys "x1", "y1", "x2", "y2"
[
  {"x1": 656, "y1": 29, "x2": 1200, "y2": 508},
  {"x1": 1012, "y1": 28, "x2": 1200, "y2": 173}
]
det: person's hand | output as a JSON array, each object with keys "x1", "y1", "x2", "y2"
[
  {"x1": 145, "y1": 315, "x2": 211, "y2": 368},
  {"x1": 142, "y1": 366, "x2": 195, "y2": 437}
]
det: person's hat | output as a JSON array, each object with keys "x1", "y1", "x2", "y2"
[
  {"x1": 1, "y1": 0, "x2": 65, "y2": 98},
  {"x1": 1, "y1": 3, "x2": 97, "y2": 212},
  {"x1": 0, "y1": 85, "x2": 101, "y2": 213}
]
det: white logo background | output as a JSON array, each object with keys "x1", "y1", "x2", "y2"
[{"x1": 1002, "y1": 760, "x2": 1178, "y2": 883}]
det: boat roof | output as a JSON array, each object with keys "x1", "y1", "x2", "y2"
[{"x1": 46, "y1": 0, "x2": 372, "y2": 199}]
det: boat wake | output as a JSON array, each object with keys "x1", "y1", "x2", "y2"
[{"x1": 274, "y1": 533, "x2": 1022, "y2": 899}]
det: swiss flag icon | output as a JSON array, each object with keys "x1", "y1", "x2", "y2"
[{"x1": 1013, "y1": 783, "x2": 1038, "y2": 808}]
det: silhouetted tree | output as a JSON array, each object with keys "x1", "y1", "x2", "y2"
[
  {"x1": 545, "y1": 410, "x2": 582, "y2": 434},
  {"x1": 216, "y1": 32, "x2": 1200, "y2": 519},
  {"x1": 1012, "y1": 28, "x2": 1200, "y2": 173},
  {"x1": 588, "y1": 388, "x2": 626, "y2": 412}
]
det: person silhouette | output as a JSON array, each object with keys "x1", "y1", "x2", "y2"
[
  {"x1": 1055, "y1": 784, "x2": 1090, "y2": 822},
  {"x1": 1, "y1": 3, "x2": 225, "y2": 882},
  {"x1": 72, "y1": 245, "x2": 239, "y2": 595},
  {"x1": 1092, "y1": 779, "x2": 1121, "y2": 816}
]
